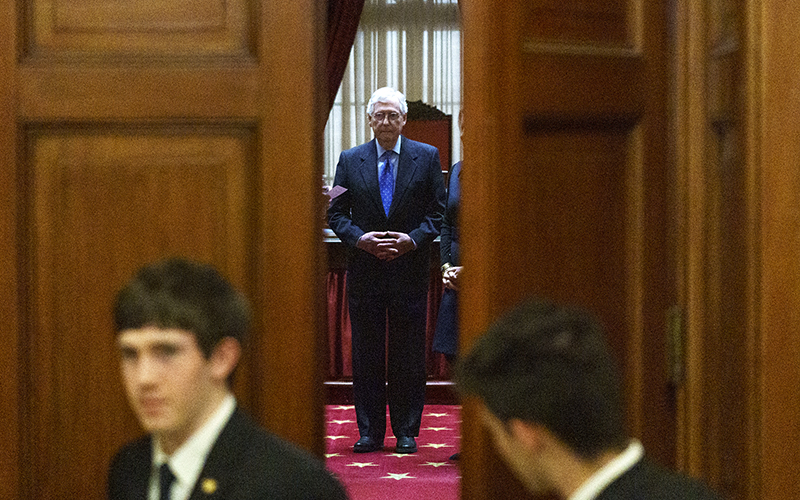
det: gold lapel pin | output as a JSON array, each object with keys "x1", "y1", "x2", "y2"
[{"x1": 201, "y1": 478, "x2": 218, "y2": 495}]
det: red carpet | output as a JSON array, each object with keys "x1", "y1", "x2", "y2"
[{"x1": 326, "y1": 405, "x2": 461, "y2": 500}]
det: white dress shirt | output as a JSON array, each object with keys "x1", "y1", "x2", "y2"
[
  {"x1": 568, "y1": 439, "x2": 645, "y2": 500},
  {"x1": 149, "y1": 394, "x2": 236, "y2": 500}
]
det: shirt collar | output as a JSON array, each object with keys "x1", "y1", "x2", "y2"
[
  {"x1": 568, "y1": 439, "x2": 644, "y2": 500},
  {"x1": 376, "y1": 136, "x2": 402, "y2": 159},
  {"x1": 152, "y1": 394, "x2": 236, "y2": 498}
]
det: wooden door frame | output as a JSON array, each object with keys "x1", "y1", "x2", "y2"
[
  {"x1": 250, "y1": 0, "x2": 329, "y2": 455},
  {"x1": 459, "y1": 0, "x2": 674, "y2": 498},
  {"x1": 0, "y1": 0, "x2": 21, "y2": 496},
  {"x1": 674, "y1": 0, "x2": 800, "y2": 497}
]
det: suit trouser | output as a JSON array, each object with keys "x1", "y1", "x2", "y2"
[{"x1": 348, "y1": 289, "x2": 428, "y2": 439}]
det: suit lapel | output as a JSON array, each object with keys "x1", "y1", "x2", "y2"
[
  {"x1": 390, "y1": 136, "x2": 419, "y2": 216},
  {"x1": 356, "y1": 139, "x2": 384, "y2": 214},
  {"x1": 187, "y1": 409, "x2": 250, "y2": 500},
  {"x1": 132, "y1": 438, "x2": 154, "y2": 500}
]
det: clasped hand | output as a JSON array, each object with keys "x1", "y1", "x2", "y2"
[
  {"x1": 442, "y1": 266, "x2": 462, "y2": 291},
  {"x1": 357, "y1": 231, "x2": 414, "y2": 261}
]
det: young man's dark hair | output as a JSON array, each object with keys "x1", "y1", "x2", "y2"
[
  {"x1": 109, "y1": 257, "x2": 348, "y2": 500},
  {"x1": 455, "y1": 299, "x2": 627, "y2": 459},
  {"x1": 455, "y1": 298, "x2": 722, "y2": 499},
  {"x1": 113, "y1": 257, "x2": 250, "y2": 358}
]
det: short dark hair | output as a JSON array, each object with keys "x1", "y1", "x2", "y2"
[
  {"x1": 454, "y1": 299, "x2": 628, "y2": 459},
  {"x1": 113, "y1": 257, "x2": 250, "y2": 358}
]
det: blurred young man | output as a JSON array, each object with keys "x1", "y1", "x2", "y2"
[
  {"x1": 455, "y1": 299, "x2": 722, "y2": 499},
  {"x1": 108, "y1": 257, "x2": 348, "y2": 500}
]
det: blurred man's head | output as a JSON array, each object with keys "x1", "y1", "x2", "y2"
[
  {"x1": 113, "y1": 257, "x2": 250, "y2": 453},
  {"x1": 455, "y1": 299, "x2": 628, "y2": 493}
]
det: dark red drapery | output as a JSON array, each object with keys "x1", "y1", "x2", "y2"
[{"x1": 326, "y1": 0, "x2": 366, "y2": 112}]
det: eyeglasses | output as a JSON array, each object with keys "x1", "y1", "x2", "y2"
[{"x1": 371, "y1": 112, "x2": 402, "y2": 122}]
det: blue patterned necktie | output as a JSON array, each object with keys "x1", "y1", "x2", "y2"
[
  {"x1": 159, "y1": 463, "x2": 175, "y2": 500},
  {"x1": 379, "y1": 151, "x2": 394, "y2": 216}
]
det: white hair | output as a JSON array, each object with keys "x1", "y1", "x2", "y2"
[{"x1": 367, "y1": 87, "x2": 408, "y2": 115}]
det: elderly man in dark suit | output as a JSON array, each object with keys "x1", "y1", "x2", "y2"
[
  {"x1": 327, "y1": 87, "x2": 446, "y2": 454},
  {"x1": 108, "y1": 258, "x2": 348, "y2": 500},
  {"x1": 455, "y1": 299, "x2": 723, "y2": 499}
]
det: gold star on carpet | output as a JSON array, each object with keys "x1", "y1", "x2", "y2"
[
  {"x1": 420, "y1": 462, "x2": 453, "y2": 467},
  {"x1": 424, "y1": 427, "x2": 451, "y2": 431},
  {"x1": 382, "y1": 472, "x2": 416, "y2": 480},
  {"x1": 346, "y1": 462, "x2": 378, "y2": 468},
  {"x1": 426, "y1": 412, "x2": 448, "y2": 417},
  {"x1": 325, "y1": 453, "x2": 342, "y2": 458},
  {"x1": 329, "y1": 419, "x2": 354, "y2": 424},
  {"x1": 331, "y1": 405, "x2": 354, "y2": 410},
  {"x1": 384, "y1": 453, "x2": 416, "y2": 457},
  {"x1": 421, "y1": 443, "x2": 453, "y2": 449},
  {"x1": 326, "y1": 435, "x2": 348, "y2": 440}
]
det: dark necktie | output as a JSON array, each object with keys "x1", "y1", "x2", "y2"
[
  {"x1": 379, "y1": 151, "x2": 394, "y2": 216},
  {"x1": 159, "y1": 463, "x2": 176, "y2": 500}
]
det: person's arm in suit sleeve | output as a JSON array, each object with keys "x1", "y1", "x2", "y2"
[
  {"x1": 327, "y1": 150, "x2": 364, "y2": 248},
  {"x1": 440, "y1": 164, "x2": 462, "y2": 290},
  {"x1": 439, "y1": 171, "x2": 454, "y2": 267}
]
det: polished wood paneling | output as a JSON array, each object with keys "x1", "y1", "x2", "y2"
[
  {"x1": 3, "y1": 0, "x2": 326, "y2": 499},
  {"x1": 760, "y1": 0, "x2": 800, "y2": 489},
  {"x1": 461, "y1": 0, "x2": 672, "y2": 498},
  {"x1": 674, "y1": 0, "x2": 800, "y2": 498},
  {"x1": 521, "y1": 0, "x2": 630, "y2": 45},
  {"x1": 503, "y1": 130, "x2": 628, "y2": 357},
  {"x1": 28, "y1": 0, "x2": 252, "y2": 56},
  {"x1": 23, "y1": 127, "x2": 254, "y2": 499},
  {"x1": 696, "y1": 3, "x2": 750, "y2": 497},
  {"x1": 674, "y1": 1, "x2": 755, "y2": 498},
  {"x1": 18, "y1": 67, "x2": 261, "y2": 120},
  {"x1": 0, "y1": 2, "x2": 20, "y2": 498}
]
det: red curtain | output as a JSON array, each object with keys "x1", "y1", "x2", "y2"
[{"x1": 326, "y1": 0, "x2": 366, "y2": 112}]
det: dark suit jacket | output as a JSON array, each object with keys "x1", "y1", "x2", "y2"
[
  {"x1": 433, "y1": 160, "x2": 461, "y2": 357},
  {"x1": 439, "y1": 160, "x2": 461, "y2": 269},
  {"x1": 327, "y1": 137, "x2": 446, "y2": 296},
  {"x1": 597, "y1": 458, "x2": 722, "y2": 499},
  {"x1": 108, "y1": 409, "x2": 348, "y2": 500}
]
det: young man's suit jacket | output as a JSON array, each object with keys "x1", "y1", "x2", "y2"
[
  {"x1": 108, "y1": 409, "x2": 348, "y2": 500},
  {"x1": 597, "y1": 458, "x2": 722, "y2": 499},
  {"x1": 327, "y1": 136, "x2": 446, "y2": 297}
]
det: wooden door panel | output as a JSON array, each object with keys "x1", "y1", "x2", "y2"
[
  {"x1": 521, "y1": 1, "x2": 630, "y2": 44},
  {"x1": 462, "y1": 0, "x2": 671, "y2": 498},
  {"x1": 519, "y1": 52, "x2": 644, "y2": 119},
  {"x1": 676, "y1": 0, "x2": 751, "y2": 497},
  {"x1": 504, "y1": 130, "x2": 629, "y2": 358},
  {"x1": 29, "y1": 0, "x2": 251, "y2": 56},
  {"x1": 24, "y1": 128, "x2": 254, "y2": 498},
  {"x1": 4, "y1": 0, "x2": 326, "y2": 499},
  {"x1": 29, "y1": 129, "x2": 253, "y2": 270},
  {"x1": 18, "y1": 67, "x2": 260, "y2": 120}
]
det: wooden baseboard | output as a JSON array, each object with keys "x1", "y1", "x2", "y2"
[{"x1": 324, "y1": 380, "x2": 458, "y2": 405}]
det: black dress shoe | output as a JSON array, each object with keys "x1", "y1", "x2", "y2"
[
  {"x1": 395, "y1": 436, "x2": 417, "y2": 454},
  {"x1": 449, "y1": 452, "x2": 460, "y2": 460},
  {"x1": 353, "y1": 436, "x2": 383, "y2": 453}
]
